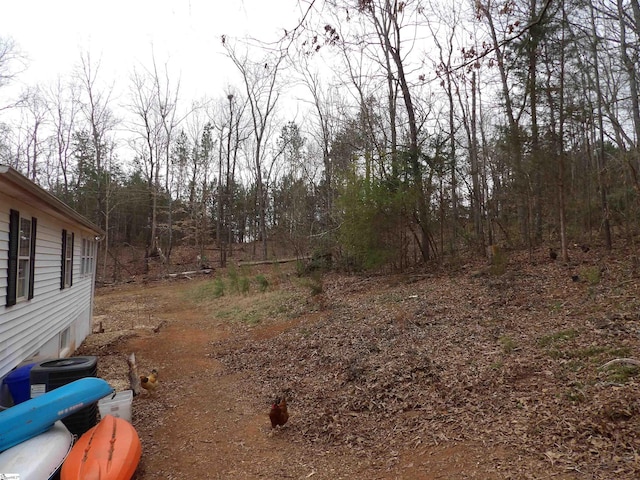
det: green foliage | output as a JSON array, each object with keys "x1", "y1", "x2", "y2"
[
  {"x1": 239, "y1": 276, "x2": 250, "y2": 295},
  {"x1": 227, "y1": 264, "x2": 239, "y2": 292},
  {"x1": 299, "y1": 271, "x2": 323, "y2": 296},
  {"x1": 295, "y1": 259, "x2": 306, "y2": 276},
  {"x1": 605, "y1": 364, "x2": 640, "y2": 383},
  {"x1": 187, "y1": 279, "x2": 225, "y2": 302},
  {"x1": 255, "y1": 274, "x2": 269, "y2": 292},
  {"x1": 297, "y1": 250, "x2": 333, "y2": 275},
  {"x1": 213, "y1": 278, "x2": 225, "y2": 297},
  {"x1": 336, "y1": 169, "x2": 415, "y2": 271},
  {"x1": 499, "y1": 335, "x2": 516, "y2": 354},
  {"x1": 309, "y1": 250, "x2": 333, "y2": 271}
]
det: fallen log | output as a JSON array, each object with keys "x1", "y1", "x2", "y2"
[
  {"x1": 238, "y1": 256, "x2": 310, "y2": 267},
  {"x1": 165, "y1": 268, "x2": 212, "y2": 278}
]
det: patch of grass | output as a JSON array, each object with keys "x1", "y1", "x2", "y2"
[
  {"x1": 499, "y1": 335, "x2": 516, "y2": 354},
  {"x1": 576, "y1": 346, "x2": 609, "y2": 358},
  {"x1": 186, "y1": 279, "x2": 226, "y2": 302},
  {"x1": 547, "y1": 344, "x2": 629, "y2": 362},
  {"x1": 241, "y1": 310, "x2": 262, "y2": 325},
  {"x1": 606, "y1": 364, "x2": 640, "y2": 383},
  {"x1": 295, "y1": 260, "x2": 306, "y2": 277},
  {"x1": 538, "y1": 329, "x2": 580, "y2": 347},
  {"x1": 299, "y1": 327, "x2": 311, "y2": 337},
  {"x1": 565, "y1": 360, "x2": 584, "y2": 372},
  {"x1": 581, "y1": 266, "x2": 601, "y2": 285},
  {"x1": 227, "y1": 265, "x2": 240, "y2": 293},
  {"x1": 563, "y1": 384, "x2": 587, "y2": 403},
  {"x1": 549, "y1": 301, "x2": 564, "y2": 313},
  {"x1": 609, "y1": 346, "x2": 632, "y2": 358},
  {"x1": 213, "y1": 278, "x2": 225, "y2": 297},
  {"x1": 548, "y1": 346, "x2": 606, "y2": 360},
  {"x1": 270, "y1": 261, "x2": 287, "y2": 285},
  {"x1": 299, "y1": 271, "x2": 323, "y2": 296},
  {"x1": 209, "y1": 290, "x2": 302, "y2": 325},
  {"x1": 239, "y1": 276, "x2": 250, "y2": 295},
  {"x1": 380, "y1": 292, "x2": 405, "y2": 303}
]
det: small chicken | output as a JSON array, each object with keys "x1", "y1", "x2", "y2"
[
  {"x1": 140, "y1": 369, "x2": 158, "y2": 393},
  {"x1": 549, "y1": 248, "x2": 558, "y2": 260},
  {"x1": 269, "y1": 396, "x2": 289, "y2": 429}
]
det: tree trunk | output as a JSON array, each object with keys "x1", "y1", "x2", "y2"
[
  {"x1": 528, "y1": 0, "x2": 542, "y2": 244},
  {"x1": 558, "y1": 1, "x2": 569, "y2": 262},
  {"x1": 470, "y1": 72, "x2": 484, "y2": 249},
  {"x1": 591, "y1": 0, "x2": 612, "y2": 249},
  {"x1": 480, "y1": 2, "x2": 528, "y2": 246}
]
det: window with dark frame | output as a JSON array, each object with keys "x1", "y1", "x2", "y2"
[
  {"x1": 60, "y1": 229, "x2": 74, "y2": 289},
  {"x1": 6, "y1": 209, "x2": 37, "y2": 306}
]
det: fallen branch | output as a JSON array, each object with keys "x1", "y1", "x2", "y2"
[
  {"x1": 165, "y1": 269, "x2": 212, "y2": 278},
  {"x1": 599, "y1": 358, "x2": 640, "y2": 369},
  {"x1": 238, "y1": 256, "x2": 310, "y2": 267}
]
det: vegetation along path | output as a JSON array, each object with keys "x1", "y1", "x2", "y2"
[{"x1": 79, "y1": 249, "x2": 640, "y2": 479}]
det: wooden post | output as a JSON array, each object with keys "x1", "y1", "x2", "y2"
[{"x1": 127, "y1": 352, "x2": 142, "y2": 396}]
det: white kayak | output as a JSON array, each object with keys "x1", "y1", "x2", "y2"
[{"x1": 0, "y1": 421, "x2": 74, "y2": 479}]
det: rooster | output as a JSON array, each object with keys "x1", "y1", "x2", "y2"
[
  {"x1": 140, "y1": 369, "x2": 159, "y2": 393},
  {"x1": 269, "y1": 396, "x2": 289, "y2": 429}
]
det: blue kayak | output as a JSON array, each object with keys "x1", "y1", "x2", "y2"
[{"x1": 0, "y1": 377, "x2": 113, "y2": 452}]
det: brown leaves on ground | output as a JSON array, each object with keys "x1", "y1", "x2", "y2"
[
  {"x1": 84, "y1": 246, "x2": 640, "y2": 479},
  {"x1": 216, "y1": 247, "x2": 640, "y2": 478}
]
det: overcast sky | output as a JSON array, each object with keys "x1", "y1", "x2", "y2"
[{"x1": 1, "y1": 0, "x2": 303, "y2": 102}]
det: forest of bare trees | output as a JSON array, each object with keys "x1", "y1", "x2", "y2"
[{"x1": 1, "y1": 0, "x2": 639, "y2": 280}]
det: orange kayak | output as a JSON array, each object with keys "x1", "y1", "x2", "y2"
[{"x1": 61, "y1": 415, "x2": 141, "y2": 480}]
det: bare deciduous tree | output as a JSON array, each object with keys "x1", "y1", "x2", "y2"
[{"x1": 224, "y1": 40, "x2": 284, "y2": 260}]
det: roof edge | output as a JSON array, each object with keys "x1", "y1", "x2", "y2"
[{"x1": 0, "y1": 164, "x2": 105, "y2": 235}]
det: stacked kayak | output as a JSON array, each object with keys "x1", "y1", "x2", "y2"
[
  {"x1": 0, "y1": 375, "x2": 141, "y2": 480},
  {"x1": 61, "y1": 414, "x2": 142, "y2": 480},
  {"x1": 0, "y1": 421, "x2": 73, "y2": 478},
  {"x1": 0, "y1": 377, "x2": 113, "y2": 452}
]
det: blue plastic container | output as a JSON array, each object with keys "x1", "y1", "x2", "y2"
[{"x1": 3, "y1": 363, "x2": 36, "y2": 404}]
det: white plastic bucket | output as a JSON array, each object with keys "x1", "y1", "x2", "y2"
[{"x1": 98, "y1": 390, "x2": 133, "y2": 423}]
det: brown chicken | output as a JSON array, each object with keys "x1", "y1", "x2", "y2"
[
  {"x1": 269, "y1": 396, "x2": 289, "y2": 428},
  {"x1": 140, "y1": 369, "x2": 159, "y2": 393}
]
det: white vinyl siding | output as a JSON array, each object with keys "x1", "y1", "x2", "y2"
[{"x1": 0, "y1": 210, "x2": 96, "y2": 379}]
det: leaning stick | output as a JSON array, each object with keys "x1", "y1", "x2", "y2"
[
  {"x1": 599, "y1": 358, "x2": 640, "y2": 370},
  {"x1": 128, "y1": 352, "x2": 142, "y2": 395}
]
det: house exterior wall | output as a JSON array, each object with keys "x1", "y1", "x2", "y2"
[{"x1": 0, "y1": 191, "x2": 98, "y2": 379}]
